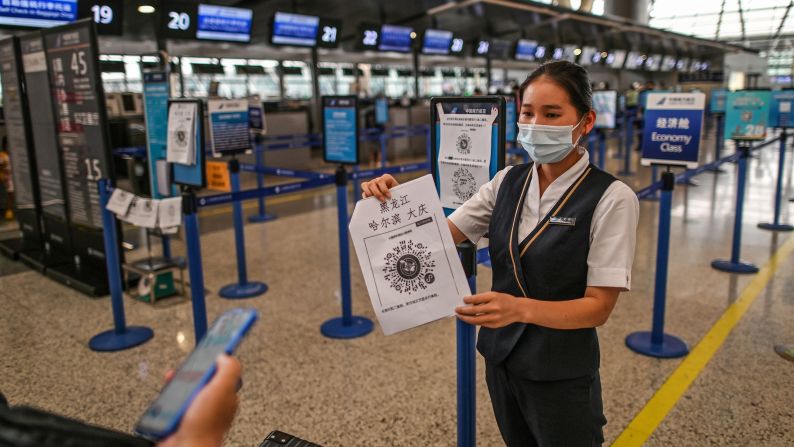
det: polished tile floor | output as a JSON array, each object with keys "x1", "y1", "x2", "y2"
[{"x1": 1, "y1": 124, "x2": 793, "y2": 446}]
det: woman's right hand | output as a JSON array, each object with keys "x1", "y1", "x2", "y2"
[{"x1": 361, "y1": 174, "x2": 399, "y2": 202}]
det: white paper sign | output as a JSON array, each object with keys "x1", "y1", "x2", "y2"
[
  {"x1": 436, "y1": 103, "x2": 496, "y2": 209},
  {"x1": 167, "y1": 102, "x2": 197, "y2": 165},
  {"x1": 106, "y1": 188, "x2": 134, "y2": 217},
  {"x1": 350, "y1": 175, "x2": 471, "y2": 335},
  {"x1": 125, "y1": 197, "x2": 158, "y2": 228},
  {"x1": 156, "y1": 159, "x2": 172, "y2": 197},
  {"x1": 158, "y1": 197, "x2": 182, "y2": 229}
]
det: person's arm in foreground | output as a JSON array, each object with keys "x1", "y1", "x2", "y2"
[
  {"x1": 157, "y1": 355, "x2": 241, "y2": 447},
  {"x1": 455, "y1": 286, "x2": 620, "y2": 330}
]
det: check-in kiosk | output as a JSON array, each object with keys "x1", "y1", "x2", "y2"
[{"x1": 0, "y1": 37, "x2": 44, "y2": 261}]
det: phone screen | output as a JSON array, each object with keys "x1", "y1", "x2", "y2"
[{"x1": 136, "y1": 308, "x2": 257, "y2": 439}]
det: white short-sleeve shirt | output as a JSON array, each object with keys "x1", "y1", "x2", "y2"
[{"x1": 448, "y1": 148, "x2": 640, "y2": 291}]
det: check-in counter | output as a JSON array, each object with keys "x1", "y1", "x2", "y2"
[
  {"x1": 262, "y1": 108, "x2": 313, "y2": 169},
  {"x1": 410, "y1": 102, "x2": 430, "y2": 158},
  {"x1": 388, "y1": 105, "x2": 412, "y2": 161},
  {"x1": 384, "y1": 102, "x2": 430, "y2": 162}
]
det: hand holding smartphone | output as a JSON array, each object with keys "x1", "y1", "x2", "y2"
[{"x1": 135, "y1": 308, "x2": 258, "y2": 441}]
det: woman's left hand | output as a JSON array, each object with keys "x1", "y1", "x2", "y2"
[{"x1": 455, "y1": 292, "x2": 525, "y2": 328}]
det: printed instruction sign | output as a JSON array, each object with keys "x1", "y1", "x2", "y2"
[
  {"x1": 323, "y1": 96, "x2": 359, "y2": 165},
  {"x1": 350, "y1": 175, "x2": 470, "y2": 335},
  {"x1": 206, "y1": 160, "x2": 231, "y2": 192},
  {"x1": 593, "y1": 90, "x2": 618, "y2": 129},
  {"x1": 641, "y1": 92, "x2": 705, "y2": 168},
  {"x1": 724, "y1": 90, "x2": 772, "y2": 141},
  {"x1": 208, "y1": 98, "x2": 251, "y2": 156},
  {"x1": 167, "y1": 101, "x2": 197, "y2": 165},
  {"x1": 436, "y1": 103, "x2": 496, "y2": 209},
  {"x1": 248, "y1": 96, "x2": 266, "y2": 134},
  {"x1": 769, "y1": 90, "x2": 794, "y2": 128},
  {"x1": 143, "y1": 71, "x2": 172, "y2": 198},
  {"x1": 710, "y1": 88, "x2": 728, "y2": 114}
]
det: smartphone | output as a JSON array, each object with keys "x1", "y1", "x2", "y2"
[
  {"x1": 134, "y1": 308, "x2": 258, "y2": 440},
  {"x1": 259, "y1": 430, "x2": 323, "y2": 447}
]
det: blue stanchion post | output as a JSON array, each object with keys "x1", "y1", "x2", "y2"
[
  {"x1": 708, "y1": 114, "x2": 726, "y2": 173},
  {"x1": 321, "y1": 165, "x2": 374, "y2": 339},
  {"x1": 248, "y1": 144, "x2": 277, "y2": 223},
  {"x1": 620, "y1": 112, "x2": 634, "y2": 176},
  {"x1": 585, "y1": 131, "x2": 597, "y2": 167},
  {"x1": 641, "y1": 165, "x2": 660, "y2": 201},
  {"x1": 89, "y1": 179, "x2": 154, "y2": 352},
  {"x1": 425, "y1": 125, "x2": 432, "y2": 163},
  {"x1": 626, "y1": 170, "x2": 689, "y2": 358},
  {"x1": 353, "y1": 165, "x2": 362, "y2": 202},
  {"x1": 380, "y1": 131, "x2": 388, "y2": 168},
  {"x1": 183, "y1": 191, "x2": 209, "y2": 341},
  {"x1": 220, "y1": 159, "x2": 269, "y2": 299},
  {"x1": 758, "y1": 129, "x2": 793, "y2": 232},
  {"x1": 456, "y1": 241, "x2": 477, "y2": 447},
  {"x1": 712, "y1": 141, "x2": 759, "y2": 273},
  {"x1": 161, "y1": 235, "x2": 172, "y2": 260},
  {"x1": 597, "y1": 129, "x2": 607, "y2": 171}
]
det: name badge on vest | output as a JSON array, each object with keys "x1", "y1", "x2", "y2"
[{"x1": 549, "y1": 216, "x2": 576, "y2": 226}]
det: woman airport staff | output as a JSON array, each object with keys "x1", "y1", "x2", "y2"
[{"x1": 361, "y1": 61, "x2": 639, "y2": 446}]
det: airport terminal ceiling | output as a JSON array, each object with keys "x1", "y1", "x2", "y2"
[{"x1": 50, "y1": 0, "x2": 753, "y2": 60}]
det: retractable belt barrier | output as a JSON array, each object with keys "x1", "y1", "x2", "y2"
[
  {"x1": 195, "y1": 162, "x2": 430, "y2": 209},
  {"x1": 636, "y1": 136, "x2": 780, "y2": 200}
]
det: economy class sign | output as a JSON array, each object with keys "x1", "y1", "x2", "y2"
[{"x1": 640, "y1": 92, "x2": 705, "y2": 169}]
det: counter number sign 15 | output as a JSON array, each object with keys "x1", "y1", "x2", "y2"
[
  {"x1": 91, "y1": 4, "x2": 113, "y2": 24},
  {"x1": 85, "y1": 158, "x2": 103, "y2": 181}
]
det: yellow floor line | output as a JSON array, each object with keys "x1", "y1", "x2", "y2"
[{"x1": 613, "y1": 233, "x2": 794, "y2": 446}]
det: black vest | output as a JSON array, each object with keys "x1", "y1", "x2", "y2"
[{"x1": 477, "y1": 162, "x2": 617, "y2": 381}]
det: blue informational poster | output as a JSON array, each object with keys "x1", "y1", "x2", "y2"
[
  {"x1": 0, "y1": 0, "x2": 76, "y2": 28},
  {"x1": 641, "y1": 92, "x2": 705, "y2": 168},
  {"x1": 323, "y1": 96, "x2": 359, "y2": 165},
  {"x1": 505, "y1": 98, "x2": 517, "y2": 143},
  {"x1": 724, "y1": 90, "x2": 772, "y2": 141},
  {"x1": 769, "y1": 89, "x2": 794, "y2": 128},
  {"x1": 593, "y1": 90, "x2": 618, "y2": 129},
  {"x1": 710, "y1": 88, "x2": 728, "y2": 113},
  {"x1": 207, "y1": 99, "x2": 251, "y2": 156},
  {"x1": 143, "y1": 71, "x2": 173, "y2": 199},
  {"x1": 196, "y1": 4, "x2": 252, "y2": 42},
  {"x1": 375, "y1": 98, "x2": 389, "y2": 125}
]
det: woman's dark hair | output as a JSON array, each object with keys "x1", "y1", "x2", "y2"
[{"x1": 518, "y1": 61, "x2": 593, "y2": 118}]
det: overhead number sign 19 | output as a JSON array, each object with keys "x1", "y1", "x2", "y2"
[{"x1": 91, "y1": 4, "x2": 113, "y2": 24}]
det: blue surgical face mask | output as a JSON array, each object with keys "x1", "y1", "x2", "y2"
[{"x1": 517, "y1": 116, "x2": 586, "y2": 164}]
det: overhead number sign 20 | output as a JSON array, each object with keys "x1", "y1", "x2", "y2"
[{"x1": 168, "y1": 11, "x2": 191, "y2": 31}]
